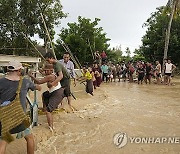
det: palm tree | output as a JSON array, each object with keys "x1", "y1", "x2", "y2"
[{"x1": 163, "y1": 0, "x2": 180, "y2": 62}]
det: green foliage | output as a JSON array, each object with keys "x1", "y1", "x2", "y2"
[
  {"x1": 107, "y1": 45, "x2": 123, "y2": 63},
  {"x1": 125, "y1": 47, "x2": 131, "y2": 58},
  {"x1": 0, "y1": 0, "x2": 66, "y2": 56},
  {"x1": 136, "y1": 7, "x2": 180, "y2": 66},
  {"x1": 133, "y1": 49, "x2": 146, "y2": 62},
  {"x1": 55, "y1": 16, "x2": 110, "y2": 65},
  {"x1": 108, "y1": 46, "x2": 135, "y2": 63}
]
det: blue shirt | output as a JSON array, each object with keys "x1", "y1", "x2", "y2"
[{"x1": 101, "y1": 65, "x2": 109, "y2": 73}]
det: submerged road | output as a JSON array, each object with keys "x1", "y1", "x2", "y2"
[
  {"x1": 35, "y1": 79, "x2": 180, "y2": 154},
  {"x1": 5, "y1": 79, "x2": 180, "y2": 154}
]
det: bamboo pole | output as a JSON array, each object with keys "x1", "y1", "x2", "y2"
[
  {"x1": 38, "y1": 2, "x2": 82, "y2": 74},
  {"x1": 40, "y1": 12, "x2": 57, "y2": 60},
  {"x1": 87, "y1": 38, "x2": 95, "y2": 60}
]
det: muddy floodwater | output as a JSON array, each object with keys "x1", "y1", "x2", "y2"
[{"x1": 30, "y1": 78, "x2": 180, "y2": 154}]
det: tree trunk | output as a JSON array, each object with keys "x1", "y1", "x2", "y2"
[
  {"x1": 164, "y1": 1, "x2": 176, "y2": 60},
  {"x1": 163, "y1": 0, "x2": 176, "y2": 73}
]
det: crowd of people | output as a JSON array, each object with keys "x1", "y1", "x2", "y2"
[
  {"x1": 0, "y1": 50, "x2": 177, "y2": 154},
  {"x1": 65, "y1": 51, "x2": 177, "y2": 101},
  {"x1": 87, "y1": 59, "x2": 176, "y2": 86}
]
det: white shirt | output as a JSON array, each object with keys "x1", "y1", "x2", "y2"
[
  {"x1": 156, "y1": 64, "x2": 161, "y2": 73},
  {"x1": 165, "y1": 63, "x2": 173, "y2": 73},
  {"x1": 49, "y1": 73, "x2": 61, "y2": 93},
  {"x1": 49, "y1": 82, "x2": 61, "y2": 93}
]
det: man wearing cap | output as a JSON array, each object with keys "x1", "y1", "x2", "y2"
[{"x1": 0, "y1": 60, "x2": 41, "y2": 154}]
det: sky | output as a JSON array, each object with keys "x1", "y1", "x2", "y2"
[{"x1": 54, "y1": 0, "x2": 167, "y2": 53}]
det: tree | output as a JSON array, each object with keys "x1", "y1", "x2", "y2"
[
  {"x1": 164, "y1": 0, "x2": 180, "y2": 61},
  {"x1": 107, "y1": 45, "x2": 123, "y2": 63},
  {"x1": 124, "y1": 47, "x2": 131, "y2": 62},
  {"x1": 138, "y1": 6, "x2": 180, "y2": 67},
  {"x1": 132, "y1": 49, "x2": 145, "y2": 62},
  {"x1": 0, "y1": 0, "x2": 21, "y2": 54},
  {"x1": 36, "y1": 0, "x2": 67, "y2": 49},
  {"x1": 0, "y1": 0, "x2": 66, "y2": 56},
  {"x1": 55, "y1": 16, "x2": 110, "y2": 65}
]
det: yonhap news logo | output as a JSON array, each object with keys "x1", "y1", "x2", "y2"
[
  {"x1": 113, "y1": 132, "x2": 180, "y2": 148},
  {"x1": 113, "y1": 132, "x2": 128, "y2": 148}
]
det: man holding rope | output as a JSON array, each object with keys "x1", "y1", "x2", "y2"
[
  {"x1": 59, "y1": 52, "x2": 76, "y2": 109},
  {"x1": 0, "y1": 60, "x2": 41, "y2": 154},
  {"x1": 44, "y1": 52, "x2": 75, "y2": 111},
  {"x1": 28, "y1": 63, "x2": 64, "y2": 132}
]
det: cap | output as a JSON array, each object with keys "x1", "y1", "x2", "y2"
[{"x1": 7, "y1": 60, "x2": 24, "y2": 71}]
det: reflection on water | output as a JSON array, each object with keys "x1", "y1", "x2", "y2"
[{"x1": 35, "y1": 79, "x2": 180, "y2": 154}]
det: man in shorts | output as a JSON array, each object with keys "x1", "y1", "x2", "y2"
[
  {"x1": 164, "y1": 59, "x2": 176, "y2": 85},
  {"x1": 0, "y1": 60, "x2": 41, "y2": 154}
]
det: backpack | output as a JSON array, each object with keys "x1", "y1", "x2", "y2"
[{"x1": 0, "y1": 77, "x2": 30, "y2": 143}]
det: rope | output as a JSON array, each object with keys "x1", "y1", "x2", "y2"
[{"x1": 38, "y1": 108, "x2": 68, "y2": 115}]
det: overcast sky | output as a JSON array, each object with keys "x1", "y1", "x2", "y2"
[{"x1": 54, "y1": 0, "x2": 167, "y2": 53}]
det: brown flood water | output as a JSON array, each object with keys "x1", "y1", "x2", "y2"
[{"x1": 32, "y1": 78, "x2": 180, "y2": 154}]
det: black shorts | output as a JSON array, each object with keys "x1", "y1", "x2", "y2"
[
  {"x1": 138, "y1": 74, "x2": 144, "y2": 81},
  {"x1": 42, "y1": 88, "x2": 64, "y2": 112},
  {"x1": 165, "y1": 73, "x2": 171, "y2": 76}
]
